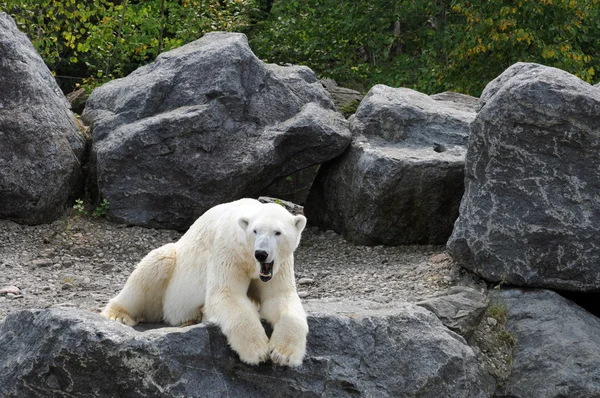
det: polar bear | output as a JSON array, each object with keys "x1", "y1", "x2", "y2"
[{"x1": 101, "y1": 198, "x2": 309, "y2": 367}]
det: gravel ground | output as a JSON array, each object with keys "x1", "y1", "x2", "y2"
[{"x1": 0, "y1": 211, "x2": 484, "y2": 320}]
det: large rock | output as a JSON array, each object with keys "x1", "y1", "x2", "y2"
[
  {"x1": 447, "y1": 63, "x2": 600, "y2": 292},
  {"x1": 82, "y1": 32, "x2": 350, "y2": 229},
  {"x1": 0, "y1": 12, "x2": 85, "y2": 224},
  {"x1": 493, "y1": 289, "x2": 600, "y2": 397},
  {"x1": 305, "y1": 85, "x2": 477, "y2": 245},
  {"x1": 0, "y1": 301, "x2": 494, "y2": 397}
]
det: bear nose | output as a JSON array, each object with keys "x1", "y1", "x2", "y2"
[{"x1": 254, "y1": 250, "x2": 268, "y2": 262}]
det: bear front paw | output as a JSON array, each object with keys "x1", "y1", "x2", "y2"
[
  {"x1": 269, "y1": 339, "x2": 305, "y2": 367},
  {"x1": 234, "y1": 335, "x2": 270, "y2": 366},
  {"x1": 101, "y1": 304, "x2": 137, "y2": 326}
]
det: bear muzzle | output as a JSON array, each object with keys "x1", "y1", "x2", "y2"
[{"x1": 255, "y1": 250, "x2": 273, "y2": 281}]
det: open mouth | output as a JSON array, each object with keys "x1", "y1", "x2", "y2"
[{"x1": 259, "y1": 261, "x2": 274, "y2": 282}]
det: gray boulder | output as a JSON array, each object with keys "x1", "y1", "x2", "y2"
[
  {"x1": 305, "y1": 85, "x2": 476, "y2": 245},
  {"x1": 0, "y1": 12, "x2": 85, "y2": 224},
  {"x1": 447, "y1": 63, "x2": 600, "y2": 292},
  {"x1": 82, "y1": 32, "x2": 350, "y2": 229},
  {"x1": 416, "y1": 286, "x2": 488, "y2": 338},
  {"x1": 0, "y1": 301, "x2": 494, "y2": 397},
  {"x1": 493, "y1": 289, "x2": 600, "y2": 397}
]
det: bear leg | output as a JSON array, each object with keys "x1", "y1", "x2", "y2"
[
  {"x1": 206, "y1": 293, "x2": 270, "y2": 365},
  {"x1": 102, "y1": 243, "x2": 177, "y2": 325},
  {"x1": 260, "y1": 291, "x2": 308, "y2": 367}
]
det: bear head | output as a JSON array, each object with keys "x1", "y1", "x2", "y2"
[{"x1": 238, "y1": 203, "x2": 307, "y2": 282}]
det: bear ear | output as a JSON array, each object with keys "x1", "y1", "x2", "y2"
[
  {"x1": 238, "y1": 217, "x2": 249, "y2": 231},
  {"x1": 294, "y1": 215, "x2": 307, "y2": 232}
]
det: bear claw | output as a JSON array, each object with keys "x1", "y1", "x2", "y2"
[
  {"x1": 102, "y1": 305, "x2": 137, "y2": 326},
  {"x1": 270, "y1": 346, "x2": 302, "y2": 367}
]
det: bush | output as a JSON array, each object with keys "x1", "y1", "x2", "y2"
[
  {"x1": 3, "y1": 0, "x2": 257, "y2": 93},
  {"x1": 3, "y1": 0, "x2": 598, "y2": 96},
  {"x1": 249, "y1": 0, "x2": 446, "y2": 92},
  {"x1": 445, "y1": 0, "x2": 600, "y2": 95},
  {"x1": 250, "y1": 0, "x2": 600, "y2": 96}
]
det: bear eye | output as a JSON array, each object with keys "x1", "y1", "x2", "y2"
[
  {"x1": 275, "y1": 231, "x2": 281, "y2": 236},
  {"x1": 253, "y1": 229, "x2": 257, "y2": 234}
]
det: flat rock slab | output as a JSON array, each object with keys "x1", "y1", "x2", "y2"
[
  {"x1": 0, "y1": 12, "x2": 85, "y2": 224},
  {"x1": 493, "y1": 289, "x2": 600, "y2": 397},
  {"x1": 416, "y1": 286, "x2": 488, "y2": 338},
  {"x1": 430, "y1": 91, "x2": 481, "y2": 113},
  {"x1": 305, "y1": 85, "x2": 476, "y2": 245},
  {"x1": 447, "y1": 62, "x2": 600, "y2": 292},
  {"x1": 82, "y1": 32, "x2": 350, "y2": 229},
  {"x1": 0, "y1": 301, "x2": 494, "y2": 397}
]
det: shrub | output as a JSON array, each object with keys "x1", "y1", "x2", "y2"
[
  {"x1": 250, "y1": 0, "x2": 600, "y2": 96},
  {"x1": 3, "y1": 0, "x2": 257, "y2": 92}
]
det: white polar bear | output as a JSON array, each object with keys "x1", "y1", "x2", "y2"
[{"x1": 101, "y1": 198, "x2": 309, "y2": 367}]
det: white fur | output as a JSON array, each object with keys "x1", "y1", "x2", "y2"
[{"x1": 101, "y1": 198, "x2": 308, "y2": 367}]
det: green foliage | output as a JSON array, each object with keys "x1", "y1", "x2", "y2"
[
  {"x1": 92, "y1": 199, "x2": 111, "y2": 218},
  {"x1": 497, "y1": 329, "x2": 516, "y2": 347},
  {"x1": 487, "y1": 301, "x2": 509, "y2": 325},
  {"x1": 4, "y1": 0, "x2": 599, "y2": 96},
  {"x1": 338, "y1": 99, "x2": 360, "y2": 116},
  {"x1": 487, "y1": 300, "x2": 517, "y2": 348},
  {"x1": 250, "y1": 0, "x2": 600, "y2": 96},
  {"x1": 3, "y1": 0, "x2": 257, "y2": 92},
  {"x1": 446, "y1": 0, "x2": 600, "y2": 94},
  {"x1": 73, "y1": 198, "x2": 87, "y2": 216},
  {"x1": 73, "y1": 198, "x2": 110, "y2": 218},
  {"x1": 249, "y1": 0, "x2": 448, "y2": 92}
]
